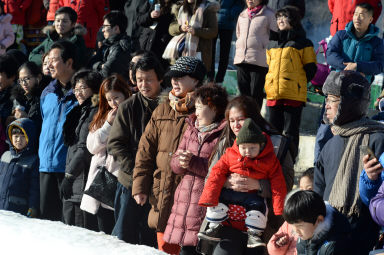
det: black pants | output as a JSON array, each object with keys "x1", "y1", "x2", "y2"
[
  {"x1": 180, "y1": 246, "x2": 200, "y2": 255},
  {"x1": 63, "y1": 200, "x2": 98, "y2": 231},
  {"x1": 208, "y1": 28, "x2": 234, "y2": 83},
  {"x1": 237, "y1": 63, "x2": 268, "y2": 109},
  {"x1": 96, "y1": 206, "x2": 115, "y2": 235},
  {"x1": 267, "y1": 105, "x2": 303, "y2": 159},
  {"x1": 40, "y1": 172, "x2": 64, "y2": 221}
]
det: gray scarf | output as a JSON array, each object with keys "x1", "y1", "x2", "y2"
[{"x1": 329, "y1": 118, "x2": 384, "y2": 217}]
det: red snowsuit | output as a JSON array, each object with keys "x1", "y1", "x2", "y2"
[
  {"x1": 199, "y1": 133, "x2": 287, "y2": 216},
  {"x1": 59, "y1": 0, "x2": 109, "y2": 49},
  {"x1": 3, "y1": 0, "x2": 32, "y2": 25},
  {"x1": 328, "y1": 0, "x2": 382, "y2": 36}
]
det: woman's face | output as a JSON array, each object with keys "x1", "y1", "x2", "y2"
[
  {"x1": 228, "y1": 107, "x2": 246, "y2": 136},
  {"x1": 195, "y1": 98, "x2": 216, "y2": 127},
  {"x1": 18, "y1": 68, "x2": 38, "y2": 95},
  {"x1": 105, "y1": 90, "x2": 126, "y2": 109},
  {"x1": 73, "y1": 79, "x2": 93, "y2": 105},
  {"x1": 42, "y1": 56, "x2": 51, "y2": 76},
  {"x1": 246, "y1": 0, "x2": 261, "y2": 9},
  {"x1": 171, "y1": 75, "x2": 198, "y2": 98},
  {"x1": 277, "y1": 14, "x2": 292, "y2": 31}
]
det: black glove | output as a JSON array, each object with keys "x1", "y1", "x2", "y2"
[{"x1": 60, "y1": 176, "x2": 74, "y2": 200}]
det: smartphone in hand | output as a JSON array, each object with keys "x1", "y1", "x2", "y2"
[{"x1": 360, "y1": 145, "x2": 378, "y2": 161}]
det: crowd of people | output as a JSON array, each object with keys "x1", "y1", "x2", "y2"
[{"x1": 0, "y1": 0, "x2": 384, "y2": 255}]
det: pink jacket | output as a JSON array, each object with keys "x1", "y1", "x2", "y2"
[
  {"x1": 0, "y1": 14, "x2": 14, "y2": 55},
  {"x1": 234, "y1": 5, "x2": 277, "y2": 67},
  {"x1": 267, "y1": 221, "x2": 297, "y2": 255},
  {"x1": 80, "y1": 121, "x2": 120, "y2": 214},
  {"x1": 163, "y1": 115, "x2": 226, "y2": 246}
]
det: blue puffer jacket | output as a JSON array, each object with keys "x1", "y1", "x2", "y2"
[
  {"x1": 327, "y1": 22, "x2": 384, "y2": 83},
  {"x1": 359, "y1": 152, "x2": 384, "y2": 206},
  {"x1": 218, "y1": 0, "x2": 245, "y2": 30},
  {"x1": 38, "y1": 79, "x2": 77, "y2": 173},
  {"x1": 0, "y1": 118, "x2": 39, "y2": 215}
]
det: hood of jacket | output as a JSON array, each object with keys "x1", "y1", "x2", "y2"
[
  {"x1": 0, "y1": 14, "x2": 12, "y2": 24},
  {"x1": 345, "y1": 21, "x2": 379, "y2": 41},
  {"x1": 103, "y1": 33, "x2": 132, "y2": 51},
  {"x1": 7, "y1": 118, "x2": 37, "y2": 156},
  {"x1": 42, "y1": 23, "x2": 87, "y2": 40}
]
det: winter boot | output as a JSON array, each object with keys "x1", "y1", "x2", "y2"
[
  {"x1": 198, "y1": 223, "x2": 223, "y2": 242},
  {"x1": 247, "y1": 228, "x2": 265, "y2": 248}
]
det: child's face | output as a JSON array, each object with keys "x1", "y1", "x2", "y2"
[
  {"x1": 299, "y1": 176, "x2": 313, "y2": 191},
  {"x1": 238, "y1": 143, "x2": 260, "y2": 158},
  {"x1": 291, "y1": 221, "x2": 317, "y2": 240},
  {"x1": 12, "y1": 133, "x2": 27, "y2": 151}
]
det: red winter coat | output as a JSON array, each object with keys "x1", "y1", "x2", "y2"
[
  {"x1": 328, "y1": 0, "x2": 382, "y2": 36},
  {"x1": 199, "y1": 134, "x2": 287, "y2": 215},
  {"x1": 163, "y1": 115, "x2": 226, "y2": 246},
  {"x1": 59, "y1": 0, "x2": 109, "y2": 48},
  {"x1": 3, "y1": 0, "x2": 33, "y2": 25},
  {"x1": 45, "y1": 0, "x2": 60, "y2": 22}
]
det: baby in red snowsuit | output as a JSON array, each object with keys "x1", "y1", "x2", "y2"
[{"x1": 198, "y1": 118, "x2": 287, "y2": 248}]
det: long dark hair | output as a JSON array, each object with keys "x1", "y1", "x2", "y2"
[{"x1": 182, "y1": 0, "x2": 203, "y2": 15}]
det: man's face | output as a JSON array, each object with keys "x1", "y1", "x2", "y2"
[
  {"x1": 0, "y1": 72, "x2": 14, "y2": 91},
  {"x1": 102, "y1": 19, "x2": 119, "y2": 39},
  {"x1": 325, "y1": 94, "x2": 340, "y2": 124},
  {"x1": 54, "y1": 13, "x2": 75, "y2": 36},
  {"x1": 353, "y1": 7, "x2": 373, "y2": 33},
  {"x1": 48, "y1": 48, "x2": 71, "y2": 81},
  {"x1": 136, "y1": 69, "x2": 162, "y2": 99}
]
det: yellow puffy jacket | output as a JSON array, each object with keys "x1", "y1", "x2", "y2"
[{"x1": 265, "y1": 29, "x2": 317, "y2": 103}]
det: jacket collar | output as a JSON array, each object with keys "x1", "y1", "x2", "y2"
[{"x1": 345, "y1": 21, "x2": 379, "y2": 41}]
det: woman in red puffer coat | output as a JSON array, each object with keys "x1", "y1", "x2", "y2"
[{"x1": 163, "y1": 85, "x2": 228, "y2": 253}]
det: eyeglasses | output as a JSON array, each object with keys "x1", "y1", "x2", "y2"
[
  {"x1": 54, "y1": 19, "x2": 71, "y2": 24},
  {"x1": 101, "y1": 24, "x2": 112, "y2": 29},
  {"x1": 18, "y1": 77, "x2": 33, "y2": 85},
  {"x1": 325, "y1": 97, "x2": 341, "y2": 105},
  {"x1": 276, "y1": 15, "x2": 289, "y2": 21},
  {"x1": 73, "y1": 86, "x2": 90, "y2": 94}
]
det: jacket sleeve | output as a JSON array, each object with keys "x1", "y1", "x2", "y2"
[
  {"x1": 87, "y1": 121, "x2": 111, "y2": 155},
  {"x1": 268, "y1": 160, "x2": 287, "y2": 215},
  {"x1": 359, "y1": 169, "x2": 384, "y2": 206},
  {"x1": 314, "y1": 154, "x2": 326, "y2": 197},
  {"x1": 369, "y1": 180, "x2": 384, "y2": 227},
  {"x1": 170, "y1": 126, "x2": 188, "y2": 175},
  {"x1": 169, "y1": 5, "x2": 182, "y2": 36},
  {"x1": 107, "y1": 102, "x2": 136, "y2": 186},
  {"x1": 199, "y1": 151, "x2": 230, "y2": 206},
  {"x1": 326, "y1": 31, "x2": 348, "y2": 71},
  {"x1": 356, "y1": 38, "x2": 384, "y2": 76},
  {"x1": 136, "y1": 1, "x2": 154, "y2": 27},
  {"x1": 0, "y1": 23, "x2": 15, "y2": 49},
  {"x1": 194, "y1": 9, "x2": 218, "y2": 40},
  {"x1": 132, "y1": 114, "x2": 159, "y2": 196},
  {"x1": 21, "y1": 0, "x2": 33, "y2": 10},
  {"x1": 29, "y1": 41, "x2": 46, "y2": 66},
  {"x1": 28, "y1": 159, "x2": 40, "y2": 210},
  {"x1": 101, "y1": 44, "x2": 131, "y2": 78},
  {"x1": 328, "y1": 0, "x2": 334, "y2": 14},
  {"x1": 302, "y1": 44, "x2": 317, "y2": 81}
]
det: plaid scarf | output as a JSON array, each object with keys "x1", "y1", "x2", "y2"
[{"x1": 169, "y1": 90, "x2": 195, "y2": 114}]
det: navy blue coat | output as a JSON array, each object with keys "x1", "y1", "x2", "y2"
[
  {"x1": 0, "y1": 118, "x2": 39, "y2": 215},
  {"x1": 218, "y1": 0, "x2": 245, "y2": 30}
]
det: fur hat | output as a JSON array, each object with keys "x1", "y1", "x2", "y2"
[
  {"x1": 236, "y1": 118, "x2": 266, "y2": 145},
  {"x1": 322, "y1": 71, "x2": 370, "y2": 126},
  {"x1": 166, "y1": 56, "x2": 206, "y2": 82}
]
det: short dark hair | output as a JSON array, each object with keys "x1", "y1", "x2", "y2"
[
  {"x1": 300, "y1": 167, "x2": 314, "y2": 182},
  {"x1": 283, "y1": 190, "x2": 326, "y2": 225},
  {"x1": 55, "y1": 6, "x2": 78, "y2": 23},
  {"x1": 276, "y1": 5, "x2": 303, "y2": 30},
  {"x1": 133, "y1": 52, "x2": 165, "y2": 82},
  {"x1": 103, "y1": 10, "x2": 127, "y2": 34},
  {"x1": 194, "y1": 84, "x2": 228, "y2": 122},
  {"x1": 71, "y1": 69, "x2": 102, "y2": 94},
  {"x1": 355, "y1": 3, "x2": 374, "y2": 17},
  {"x1": 50, "y1": 40, "x2": 80, "y2": 71},
  {"x1": 0, "y1": 54, "x2": 19, "y2": 79},
  {"x1": 18, "y1": 61, "x2": 42, "y2": 78}
]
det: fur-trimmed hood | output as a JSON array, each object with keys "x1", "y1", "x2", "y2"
[{"x1": 42, "y1": 23, "x2": 87, "y2": 38}]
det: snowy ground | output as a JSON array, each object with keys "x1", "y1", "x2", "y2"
[{"x1": 0, "y1": 210, "x2": 165, "y2": 255}]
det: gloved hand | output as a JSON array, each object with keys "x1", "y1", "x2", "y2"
[
  {"x1": 27, "y1": 208, "x2": 38, "y2": 218},
  {"x1": 60, "y1": 176, "x2": 74, "y2": 200}
]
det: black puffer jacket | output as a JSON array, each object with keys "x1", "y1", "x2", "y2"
[
  {"x1": 63, "y1": 98, "x2": 97, "y2": 202},
  {"x1": 88, "y1": 33, "x2": 132, "y2": 80},
  {"x1": 107, "y1": 92, "x2": 158, "y2": 189},
  {"x1": 137, "y1": 1, "x2": 173, "y2": 61}
]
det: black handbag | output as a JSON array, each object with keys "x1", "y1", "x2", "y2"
[{"x1": 84, "y1": 164, "x2": 117, "y2": 208}]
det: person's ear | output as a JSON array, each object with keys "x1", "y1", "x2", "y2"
[
  {"x1": 37, "y1": 74, "x2": 42, "y2": 84},
  {"x1": 65, "y1": 58, "x2": 73, "y2": 69},
  {"x1": 316, "y1": 215, "x2": 324, "y2": 226},
  {"x1": 113, "y1": 25, "x2": 120, "y2": 34},
  {"x1": 369, "y1": 16, "x2": 373, "y2": 24},
  {"x1": 192, "y1": 78, "x2": 199, "y2": 88}
]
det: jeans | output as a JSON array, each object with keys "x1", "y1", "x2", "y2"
[{"x1": 112, "y1": 183, "x2": 156, "y2": 246}]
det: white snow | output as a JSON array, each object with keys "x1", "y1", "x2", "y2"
[{"x1": 0, "y1": 210, "x2": 166, "y2": 255}]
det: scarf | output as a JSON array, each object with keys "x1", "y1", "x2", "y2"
[
  {"x1": 195, "y1": 120, "x2": 219, "y2": 144},
  {"x1": 169, "y1": 90, "x2": 195, "y2": 114},
  {"x1": 328, "y1": 118, "x2": 384, "y2": 217},
  {"x1": 178, "y1": 3, "x2": 205, "y2": 57},
  {"x1": 247, "y1": 4, "x2": 263, "y2": 19}
]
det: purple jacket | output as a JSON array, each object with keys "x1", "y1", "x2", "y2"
[
  {"x1": 163, "y1": 115, "x2": 226, "y2": 246},
  {"x1": 370, "y1": 179, "x2": 384, "y2": 227}
]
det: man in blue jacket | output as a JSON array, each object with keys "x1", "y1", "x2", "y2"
[{"x1": 39, "y1": 40, "x2": 78, "y2": 221}]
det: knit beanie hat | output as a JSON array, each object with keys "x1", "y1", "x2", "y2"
[
  {"x1": 166, "y1": 56, "x2": 206, "y2": 82},
  {"x1": 236, "y1": 118, "x2": 266, "y2": 145},
  {"x1": 322, "y1": 70, "x2": 370, "y2": 125}
]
